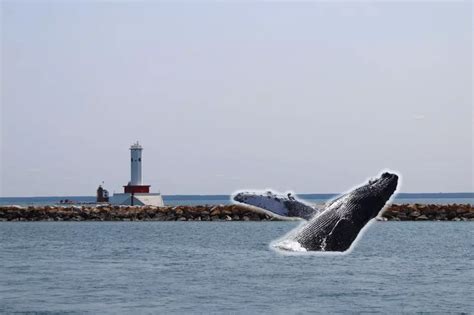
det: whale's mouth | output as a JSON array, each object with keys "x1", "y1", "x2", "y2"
[
  {"x1": 367, "y1": 172, "x2": 398, "y2": 194},
  {"x1": 353, "y1": 171, "x2": 399, "y2": 219},
  {"x1": 381, "y1": 172, "x2": 398, "y2": 182}
]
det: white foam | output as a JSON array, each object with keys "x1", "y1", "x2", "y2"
[{"x1": 272, "y1": 239, "x2": 307, "y2": 252}]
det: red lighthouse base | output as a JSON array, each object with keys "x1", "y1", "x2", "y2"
[{"x1": 124, "y1": 185, "x2": 150, "y2": 194}]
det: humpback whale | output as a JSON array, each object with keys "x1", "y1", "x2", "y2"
[{"x1": 233, "y1": 172, "x2": 399, "y2": 252}]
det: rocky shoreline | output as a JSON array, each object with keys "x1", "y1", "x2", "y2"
[{"x1": 0, "y1": 204, "x2": 473, "y2": 222}]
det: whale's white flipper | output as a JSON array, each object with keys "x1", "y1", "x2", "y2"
[{"x1": 232, "y1": 191, "x2": 321, "y2": 220}]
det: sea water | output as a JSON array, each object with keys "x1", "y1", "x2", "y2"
[{"x1": 0, "y1": 221, "x2": 472, "y2": 313}]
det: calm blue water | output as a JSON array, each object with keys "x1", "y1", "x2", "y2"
[
  {"x1": 0, "y1": 222, "x2": 472, "y2": 313},
  {"x1": 0, "y1": 193, "x2": 472, "y2": 206}
]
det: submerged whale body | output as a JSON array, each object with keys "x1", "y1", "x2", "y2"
[{"x1": 232, "y1": 172, "x2": 399, "y2": 252}]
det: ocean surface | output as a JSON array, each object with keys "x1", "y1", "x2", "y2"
[
  {"x1": 0, "y1": 221, "x2": 472, "y2": 313},
  {"x1": 0, "y1": 193, "x2": 472, "y2": 206}
]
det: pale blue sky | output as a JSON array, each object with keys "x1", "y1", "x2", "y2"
[{"x1": 1, "y1": 1, "x2": 472, "y2": 196}]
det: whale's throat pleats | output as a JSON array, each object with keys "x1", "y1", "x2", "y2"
[{"x1": 294, "y1": 210, "x2": 343, "y2": 251}]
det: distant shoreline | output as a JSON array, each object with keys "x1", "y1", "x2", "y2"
[{"x1": 0, "y1": 204, "x2": 472, "y2": 222}]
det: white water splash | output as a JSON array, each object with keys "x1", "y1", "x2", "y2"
[
  {"x1": 320, "y1": 237, "x2": 328, "y2": 251},
  {"x1": 272, "y1": 239, "x2": 307, "y2": 252}
]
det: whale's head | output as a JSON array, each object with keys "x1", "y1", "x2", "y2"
[{"x1": 342, "y1": 172, "x2": 399, "y2": 222}]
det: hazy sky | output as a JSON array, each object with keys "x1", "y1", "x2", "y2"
[{"x1": 1, "y1": 1, "x2": 472, "y2": 197}]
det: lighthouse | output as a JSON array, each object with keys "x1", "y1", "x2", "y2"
[
  {"x1": 130, "y1": 142, "x2": 143, "y2": 185},
  {"x1": 110, "y1": 142, "x2": 164, "y2": 206},
  {"x1": 124, "y1": 142, "x2": 150, "y2": 194}
]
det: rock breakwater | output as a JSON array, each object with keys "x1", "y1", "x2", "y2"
[
  {"x1": 382, "y1": 203, "x2": 473, "y2": 221},
  {"x1": 0, "y1": 204, "x2": 472, "y2": 222},
  {"x1": 0, "y1": 205, "x2": 273, "y2": 222}
]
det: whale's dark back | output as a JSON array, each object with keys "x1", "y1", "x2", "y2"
[{"x1": 294, "y1": 172, "x2": 398, "y2": 251}]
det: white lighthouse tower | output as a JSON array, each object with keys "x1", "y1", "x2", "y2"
[
  {"x1": 110, "y1": 142, "x2": 164, "y2": 206},
  {"x1": 130, "y1": 141, "x2": 143, "y2": 186}
]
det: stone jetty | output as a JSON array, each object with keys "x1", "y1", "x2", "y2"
[
  {"x1": 0, "y1": 204, "x2": 472, "y2": 222},
  {"x1": 381, "y1": 203, "x2": 473, "y2": 221}
]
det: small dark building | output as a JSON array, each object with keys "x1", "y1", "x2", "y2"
[{"x1": 96, "y1": 185, "x2": 109, "y2": 203}]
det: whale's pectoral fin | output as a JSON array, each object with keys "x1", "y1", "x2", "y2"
[
  {"x1": 233, "y1": 191, "x2": 319, "y2": 219},
  {"x1": 233, "y1": 192, "x2": 290, "y2": 217},
  {"x1": 325, "y1": 219, "x2": 358, "y2": 252}
]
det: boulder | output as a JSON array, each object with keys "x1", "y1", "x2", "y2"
[
  {"x1": 397, "y1": 213, "x2": 407, "y2": 220},
  {"x1": 446, "y1": 212, "x2": 456, "y2": 220},
  {"x1": 415, "y1": 215, "x2": 428, "y2": 221},
  {"x1": 382, "y1": 210, "x2": 396, "y2": 217},
  {"x1": 231, "y1": 205, "x2": 242, "y2": 215},
  {"x1": 210, "y1": 208, "x2": 221, "y2": 217},
  {"x1": 222, "y1": 209, "x2": 232, "y2": 216}
]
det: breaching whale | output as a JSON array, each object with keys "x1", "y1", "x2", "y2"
[{"x1": 232, "y1": 172, "x2": 399, "y2": 252}]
